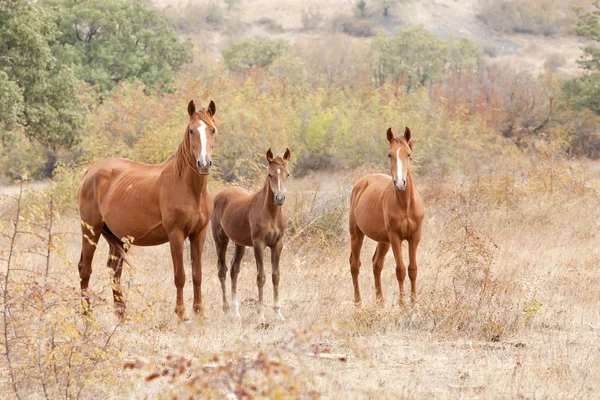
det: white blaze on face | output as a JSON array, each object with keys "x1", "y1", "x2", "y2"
[
  {"x1": 396, "y1": 148, "x2": 402, "y2": 184},
  {"x1": 197, "y1": 121, "x2": 208, "y2": 165},
  {"x1": 277, "y1": 168, "x2": 281, "y2": 192}
]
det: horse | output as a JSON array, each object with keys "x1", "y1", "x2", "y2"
[
  {"x1": 77, "y1": 99, "x2": 217, "y2": 321},
  {"x1": 348, "y1": 127, "x2": 424, "y2": 306},
  {"x1": 211, "y1": 148, "x2": 291, "y2": 322}
]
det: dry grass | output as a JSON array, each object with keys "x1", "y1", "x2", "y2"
[{"x1": 1, "y1": 161, "x2": 600, "y2": 398}]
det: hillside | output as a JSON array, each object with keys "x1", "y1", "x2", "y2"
[{"x1": 152, "y1": 0, "x2": 585, "y2": 74}]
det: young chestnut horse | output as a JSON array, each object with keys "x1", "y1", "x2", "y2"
[
  {"x1": 211, "y1": 148, "x2": 291, "y2": 322},
  {"x1": 77, "y1": 100, "x2": 217, "y2": 320},
  {"x1": 349, "y1": 127, "x2": 424, "y2": 306}
]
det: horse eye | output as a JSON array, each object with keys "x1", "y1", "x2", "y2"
[
  {"x1": 268, "y1": 173, "x2": 273, "y2": 178},
  {"x1": 189, "y1": 128, "x2": 194, "y2": 135},
  {"x1": 387, "y1": 154, "x2": 391, "y2": 158},
  {"x1": 211, "y1": 128, "x2": 216, "y2": 135},
  {"x1": 287, "y1": 173, "x2": 290, "y2": 178}
]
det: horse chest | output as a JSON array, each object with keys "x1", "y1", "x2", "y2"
[
  {"x1": 252, "y1": 219, "x2": 285, "y2": 247},
  {"x1": 386, "y1": 212, "x2": 416, "y2": 239}
]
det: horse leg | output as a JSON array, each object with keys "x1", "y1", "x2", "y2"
[
  {"x1": 190, "y1": 229, "x2": 208, "y2": 318},
  {"x1": 168, "y1": 230, "x2": 188, "y2": 321},
  {"x1": 78, "y1": 222, "x2": 102, "y2": 315},
  {"x1": 349, "y1": 222, "x2": 365, "y2": 306},
  {"x1": 390, "y1": 235, "x2": 407, "y2": 307},
  {"x1": 213, "y1": 226, "x2": 230, "y2": 314},
  {"x1": 252, "y1": 240, "x2": 267, "y2": 322},
  {"x1": 372, "y1": 242, "x2": 390, "y2": 306},
  {"x1": 408, "y1": 228, "x2": 422, "y2": 304},
  {"x1": 270, "y1": 240, "x2": 285, "y2": 321},
  {"x1": 230, "y1": 244, "x2": 246, "y2": 319},
  {"x1": 107, "y1": 244, "x2": 127, "y2": 318}
]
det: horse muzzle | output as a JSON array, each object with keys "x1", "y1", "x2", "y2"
[
  {"x1": 393, "y1": 178, "x2": 406, "y2": 191},
  {"x1": 197, "y1": 159, "x2": 213, "y2": 175},
  {"x1": 274, "y1": 194, "x2": 286, "y2": 206}
]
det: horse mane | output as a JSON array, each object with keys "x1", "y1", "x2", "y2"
[{"x1": 173, "y1": 109, "x2": 216, "y2": 177}]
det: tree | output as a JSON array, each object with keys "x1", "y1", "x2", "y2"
[
  {"x1": 222, "y1": 37, "x2": 288, "y2": 73},
  {"x1": 373, "y1": 26, "x2": 481, "y2": 90},
  {"x1": 0, "y1": 0, "x2": 87, "y2": 150},
  {"x1": 46, "y1": 0, "x2": 192, "y2": 93},
  {"x1": 561, "y1": 1, "x2": 600, "y2": 114},
  {"x1": 380, "y1": 0, "x2": 398, "y2": 18}
]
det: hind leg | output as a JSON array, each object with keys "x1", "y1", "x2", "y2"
[
  {"x1": 107, "y1": 245, "x2": 127, "y2": 318},
  {"x1": 270, "y1": 240, "x2": 285, "y2": 320},
  {"x1": 78, "y1": 222, "x2": 102, "y2": 314},
  {"x1": 213, "y1": 223, "x2": 230, "y2": 313},
  {"x1": 230, "y1": 244, "x2": 246, "y2": 318},
  {"x1": 349, "y1": 217, "x2": 365, "y2": 306},
  {"x1": 372, "y1": 242, "x2": 390, "y2": 305}
]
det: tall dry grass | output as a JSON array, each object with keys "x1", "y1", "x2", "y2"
[{"x1": 1, "y1": 140, "x2": 599, "y2": 398}]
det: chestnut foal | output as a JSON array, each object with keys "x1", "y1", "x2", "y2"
[
  {"x1": 348, "y1": 127, "x2": 424, "y2": 306},
  {"x1": 211, "y1": 148, "x2": 291, "y2": 321}
]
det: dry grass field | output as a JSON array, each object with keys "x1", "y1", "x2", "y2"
[{"x1": 1, "y1": 157, "x2": 600, "y2": 398}]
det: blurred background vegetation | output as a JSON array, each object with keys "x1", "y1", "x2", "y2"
[{"x1": 1, "y1": 0, "x2": 600, "y2": 189}]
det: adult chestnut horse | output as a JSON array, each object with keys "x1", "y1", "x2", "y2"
[
  {"x1": 211, "y1": 148, "x2": 291, "y2": 322},
  {"x1": 349, "y1": 127, "x2": 424, "y2": 306},
  {"x1": 77, "y1": 100, "x2": 217, "y2": 320}
]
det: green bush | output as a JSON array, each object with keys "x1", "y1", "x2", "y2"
[
  {"x1": 222, "y1": 37, "x2": 289, "y2": 72},
  {"x1": 477, "y1": 0, "x2": 570, "y2": 36}
]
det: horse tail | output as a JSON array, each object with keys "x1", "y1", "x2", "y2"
[{"x1": 101, "y1": 224, "x2": 138, "y2": 270}]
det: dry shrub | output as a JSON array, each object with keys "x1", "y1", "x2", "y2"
[
  {"x1": 477, "y1": 0, "x2": 571, "y2": 36},
  {"x1": 329, "y1": 14, "x2": 375, "y2": 37},
  {"x1": 302, "y1": 7, "x2": 324, "y2": 31},
  {"x1": 0, "y1": 183, "x2": 127, "y2": 398},
  {"x1": 287, "y1": 189, "x2": 348, "y2": 247},
  {"x1": 125, "y1": 328, "x2": 331, "y2": 398},
  {"x1": 255, "y1": 17, "x2": 284, "y2": 33}
]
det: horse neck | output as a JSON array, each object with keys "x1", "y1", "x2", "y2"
[
  {"x1": 389, "y1": 171, "x2": 415, "y2": 209},
  {"x1": 257, "y1": 176, "x2": 281, "y2": 218},
  {"x1": 173, "y1": 137, "x2": 208, "y2": 198}
]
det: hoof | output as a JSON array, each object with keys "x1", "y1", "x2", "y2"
[
  {"x1": 274, "y1": 309, "x2": 285, "y2": 321},
  {"x1": 115, "y1": 307, "x2": 126, "y2": 320},
  {"x1": 81, "y1": 300, "x2": 92, "y2": 316},
  {"x1": 175, "y1": 306, "x2": 189, "y2": 322},
  {"x1": 258, "y1": 312, "x2": 266, "y2": 324},
  {"x1": 193, "y1": 306, "x2": 209, "y2": 320}
]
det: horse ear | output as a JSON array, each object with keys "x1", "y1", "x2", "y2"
[
  {"x1": 187, "y1": 100, "x2": 196, "y2": 117},
  {"x1": 283, "y1": 148, "x2": 291, "y2": 162},
  {"x1": 386, "y1": 127, "x2": 394, "y2": 143},
  {"x1": 404, "y1": 126, "x2": 412, "y2": 143},
  {"x1": 266, "y1": 148, "x2": 274, "y2": 163},
  {"x1": 207, "y1": 100, "x2": 216, "y2": 117}
]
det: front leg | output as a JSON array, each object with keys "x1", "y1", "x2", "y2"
[
  {"x1": 190, "y1": 229, "x2": 208, "y2": 318},
  {"x1": 168, "y1": 230, "x2": 188, "y2": 321},
  {"x1": 253, "y1": 240, "x2": 266, "y2": 322},
  {"x1": 389, "y1": 234, "x2": 407, "y2": 307},
  {"x1": 408, "y1": 227, "x2": 421, "y2": 304},
  {"x1": 270, "y1": 240, "x2": 285, "y2": 321}
]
